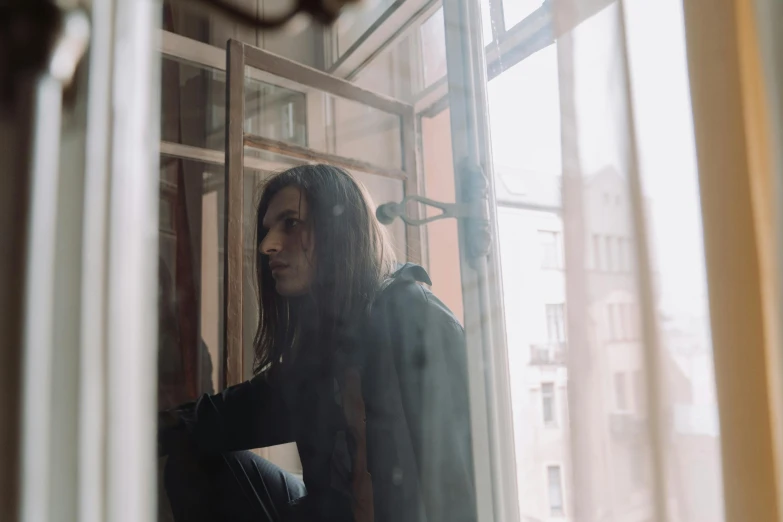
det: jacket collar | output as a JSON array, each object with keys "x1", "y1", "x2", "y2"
[{"x1": 390, "y1": 263, "x2": 432, "y2": 286}]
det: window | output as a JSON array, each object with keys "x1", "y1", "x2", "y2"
[
  {"x1": 608, "y1": 303, "x2": 635, "y2": 341},
  {"x1": 546, "y1": 304, "x2": 566, "y2": 342},
  {"x1": 607, "y1": 304, "x2": 616, "y2": 340},
  {"x1": 624, "y1": 303, "x2": 636, "y2": 339},
  {"x1": 609, "y1": 237, "x2": 623, "y2": 272},
  {"x1": 547, "y1": 465, "x2": 565, "y2": 516},
  {"x1": 630, "y1": 443, "x2": 647, "y2": 489},
  {"x1": 420, "y1": 8, "x2": 447, "y2": 87},
  {"x1": 503, "y1": 0, "x2": 544, "y2": 31},
  {"x1": 542, "y1": 383, "x2": 556, "y2": 425},
  {"x1": 633, "y1": 369, "x2": 645, "y2": 413},
  {"x1": 618, "y1": 237, "x2": 629, "y2": 272},
  {"x1": 606, "y1": 236, "x2": 615, "y2": 272},
  {"x1": 593, "y1": 234, "x2": 603, "y2": 271},
  {"x1": 539, "y1": 230, "x2": 561, "y2": 269},
  {"x1": 631, "y1": 303, "x2": 640, "y2": 339},
  {"x1": 615, "y1": 303, "x2": 626, "y2": 340},
  {"x1": 479, "y1": 0, "x2": 493, "y2": 45},
  {"x1": 614, "y1": 372, "x2": 628, "y2": 411}
]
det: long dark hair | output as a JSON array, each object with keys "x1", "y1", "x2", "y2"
[{"x1": 253, "y1": 164, "x2": 397, "y2": 375}]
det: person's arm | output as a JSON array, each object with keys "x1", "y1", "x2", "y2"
[
  {"x1": 159, "y1": 374, "x2": 294, "y2": 456},
  {"x1": 385, "y1": 282, "x2": 478, "y2": 522}
]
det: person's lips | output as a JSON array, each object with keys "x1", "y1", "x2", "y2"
[{"x1": 269, "y1": 260, "x2": 289, "y2": 274}]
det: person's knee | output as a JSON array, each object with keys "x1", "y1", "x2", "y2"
[{"x1": 223, "y1": 451, "x2": 306, "y2": 506}]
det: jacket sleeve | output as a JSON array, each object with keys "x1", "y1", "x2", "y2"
[
  {"x1": 384, "y1": 282, "x2": 478, "y2": 522},
  {"x1": 159, "y1": 374, "x2": 294, "y2": 456}
]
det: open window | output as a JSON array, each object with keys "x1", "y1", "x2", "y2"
[{"x1": 221, "y1": 39, "x2": 421, "y2": 384}]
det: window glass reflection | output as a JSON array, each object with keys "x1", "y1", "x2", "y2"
[{"x1": 502, "y1": 0, "x2": 545, "y2": 31}]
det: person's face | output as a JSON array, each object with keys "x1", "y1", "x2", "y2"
[{"x1": 259, "y1": 186, "x2": 316, "y2": 297}]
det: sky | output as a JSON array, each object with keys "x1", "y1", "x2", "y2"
[{"x1": 486, "y1": 0, "x2": 710, "y2": 323}]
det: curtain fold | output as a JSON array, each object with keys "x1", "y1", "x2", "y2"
[{"x1": 552, "y1": 1, "x2": 725, "y2": 520}]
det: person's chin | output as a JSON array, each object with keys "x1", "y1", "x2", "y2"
[{"x1": 274, "y1": 279, "x2": 307, "y2": 298}]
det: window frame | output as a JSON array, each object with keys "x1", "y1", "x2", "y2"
[
  {"x1": 545, "y1": 463, "x2": 566, "y2": 517},
  {"x1": 541, "y1": 382, "x2": 557, "y2": 426},
  {"x1": 538, "y1": 229, "x2": 562, "y2": 269},
  {"x1": 545, "y1": 303, "x2": 566, "y2": 343}
]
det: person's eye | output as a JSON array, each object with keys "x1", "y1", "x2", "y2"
[{"x1": 284, "y1": 218, "x2": 300, "y2": 229}]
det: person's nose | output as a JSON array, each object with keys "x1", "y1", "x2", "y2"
[{"x1": 259, "y1": 228, "x2": 282, "y2": 256}]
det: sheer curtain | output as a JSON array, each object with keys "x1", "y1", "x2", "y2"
[{"x1": 552, "y1": 1, "x2": 724, "y2": 520}]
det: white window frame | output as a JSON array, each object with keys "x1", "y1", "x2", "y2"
[
  {"x1": 545, "y1": 463, "x2": 566, "y2": 517},
  {"x1": 545, "y1": 303, "x2": 566, "y2": 343},
  {"x1": 541, "y1": 382, "x2": 557, "y2": 427},
  {"x1": 538, "y1": 229, "x2": 562, "y2": 269}
]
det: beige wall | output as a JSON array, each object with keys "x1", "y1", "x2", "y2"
[{"x1": 420, "y1": 109, "x2": 464, "y2": 322}]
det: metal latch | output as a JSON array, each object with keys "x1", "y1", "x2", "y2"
[
  {"x1": 376, "y1": 195, "x2": 486, "y2": 226},
  {"x1": 376, "y1": 162, "x2": 492, "y2": 259}
]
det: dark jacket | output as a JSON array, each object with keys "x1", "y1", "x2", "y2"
[{"x1": 161, "y1": 264, "x2": 477, "y2": 522}]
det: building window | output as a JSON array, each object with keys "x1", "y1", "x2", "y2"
[
  {"x1": 613, "y1": 236, "x2": 622, "y2": 272},
  {"x1": 607, "y1": 236, "x2": 617, "y2": 272},
  {"x1": 547, "y1": 465, "x2": 565, "y2": 516},
  {"x1": 631, "y1": 303, "x2": 640, "y2": 339},
  {"x1": 623, "y1": 303, "x2": 636, "y2": 339},
  {"x1": 546, "y1": 304, "x2": 566, "y2": 342},
  {"x1": 593, "y1": 234, "x2": 603, "y2": 271},
  {"x1": 620, "y1": 237, "x2": 632, "y2": 272},
  {"x1": 614, "y1": 372, "x2": 628, "y2": 411},
  {"x1": 607, "y1": 304, "x2": 616, "y2": 340},
  {"x1": 633, "y1": 369, "x2": 645, "y2": 413},
  {"x1": 539, "y1": 230, "x2": 562, "y2": 269},
  {"x1": 615, "y1": 303, "x2": 626, "y2": 340},
  {"x1": 542, "y1": 383, "x2": 556, "y2": 425},
  {"x1": 607, "y1": 303, "x2": 638, "y2": 341},
  {"x1": 281, "y1": 102, "x2": 295, "y2": 139}
]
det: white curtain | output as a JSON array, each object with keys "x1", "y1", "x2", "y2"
[{"x1": 551, "y1": 1, "x2": 724, "y2": 521}]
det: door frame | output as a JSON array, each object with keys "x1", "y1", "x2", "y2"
[{"x1": 440, "y1": 0, "x2": 520, "y2": 521}]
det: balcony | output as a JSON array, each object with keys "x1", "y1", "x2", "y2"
[{"x1": 529, "y1": 342, "x2": 567, "y2": 366}]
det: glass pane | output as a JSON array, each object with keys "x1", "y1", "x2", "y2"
[
  {"x1": 487, "y1": 35, "x2": 569, "y2": 518},
  {"x1": 244, "y1": 65, "x2": 403, "y2": 171},
  {"x1": 335, "y1": 0, "x2": 395, "y2": 57},
  {"x1": 547, "y1": 465, "x2": 564, "y2": 515},
  {"x1": 157, "y1": 156, "x2": 225, "y2": 519},
  {"x1": 244, "y1": 76, "x2": 308, "y2": 146},
  {"x1": 352, "y1": 33, "x2": 417, "y2": 102},
  {"x1": 625, "y1": 0, "x2": 725, "y2": 519},
  {"x1": 161, "y1": 56, "x2": 225, "y2": 151},
  {"x1": 480, "y1": 0, "x2": 494, "y2": 46},
  {"x1": 157, "y1": 156, "x2": 224, "y2": 409},
  {"x1": 420, "y1": 9, "x2": 447, "y2": 88},
  {"x1": 147, "y1": 1, "x2": 726, "y2": 522},
  {"x1": 330, "y1": 96, "x2": 403, "y2": 170},
  {"x1": 488, "y1": 44, "x2": 561, "y2": 208},
  {"x1": 503, "y1": 0, "x2": 544, "y2": 31},
  {"x1": 161, "y1": 57, "x2": 312, "y2": 152}
]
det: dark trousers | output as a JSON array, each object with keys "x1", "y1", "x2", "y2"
[{"x1": 164, "y1": 449, "x2": 307, "y2": 522}]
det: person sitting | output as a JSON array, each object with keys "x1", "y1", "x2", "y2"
[{"x1": 160, "y1": 164, "x2": 477, "y2": 522}]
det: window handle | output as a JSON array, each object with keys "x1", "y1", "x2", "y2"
[{"x1": 376, "y1": 161, "x2": 492, "y2": 259}]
